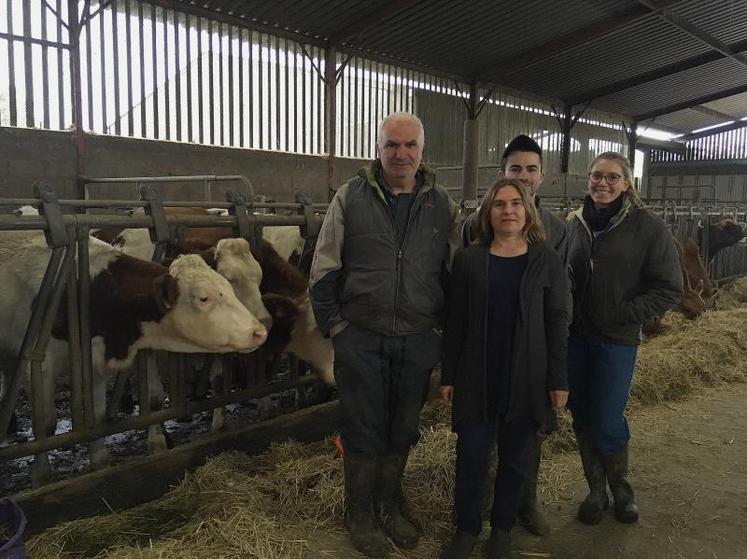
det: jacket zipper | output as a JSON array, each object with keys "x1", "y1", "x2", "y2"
[{"x1": 391, "y1": 192, "x2": 422, "y2": 334}]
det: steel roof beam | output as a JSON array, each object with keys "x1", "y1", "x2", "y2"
[
  {"x1": 475, "y1": 0, "x2": 685, "y2": 81},
  {"x1": 634, "y1": 84, "x2": 747, "y2": 121},
  {"x1": 679, "y1": 120, "x2": 747, "y2": 141},
  {"x1": 690, "y1": 105, "x2": 740, "y2": 121},
  {"x1": 637, "y1": 0, "x2": 747, "y2": 67},
  {"x1": 328, "y1": 0, "x2": 421, "y2": 46},
  {"x1": 566, "y1": 38, "x2": 747, "y2": 105}
]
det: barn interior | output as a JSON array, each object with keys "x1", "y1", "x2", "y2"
[{"x1": 0, "y1": 1, "x2": 746, "y2": 557}]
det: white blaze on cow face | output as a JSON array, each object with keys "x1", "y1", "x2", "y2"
[
  {"x1": 213, "y1": 238, "x2": 272, "y2": 329},
  {"x1": 157, "y1": 254, "x2": 268, "y2": 354},
  {"x1": 261, "y1": 226, "x2": 304, "y2": 261}
]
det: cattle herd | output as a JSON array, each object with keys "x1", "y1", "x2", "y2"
[
  {"x1": 0, "y1": 199, "x2": 745, "y2": 487},
  {"x1": 0, "y1": 203, "x2": 334, "y2": 485}
]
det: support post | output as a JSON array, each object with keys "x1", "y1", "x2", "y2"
[
  {"x1": 560, "y1": 104, "x2": 572, "y2": 174},
  {"x1": 324, "y1": 47, "x2": 337, "y2": 200},
  {"x1": 461, "y1": 80, "x2": 480, "y2": 212},
  {"x1": 68, "y1": 0, "x2": 86, "y2": 198},
  {"x1": 625, "y1": 120, "x2": 638, "y2": 173}
]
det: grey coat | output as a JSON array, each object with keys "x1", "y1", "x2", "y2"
[
  {"x1": 566, "y1": 199, "x2": 683, "y2": 345},
  {"x1": 309, "y1": 160, "x2": 461, "y2": 337}
]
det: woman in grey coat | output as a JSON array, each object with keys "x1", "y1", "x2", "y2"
[
  {"x1": 440, "y1": 178, "x2": 569, "y2": 559},
  {"x1": 566, "y1": 152, "x2": 682, "y2": 526}
]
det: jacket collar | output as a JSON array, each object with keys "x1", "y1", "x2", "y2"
[
  {"x1": 570, "y1": 194, "x2": 634, "y2": 237},
  {"x1": 360, "y1": 159, "x2": 436, "y2": 203}
]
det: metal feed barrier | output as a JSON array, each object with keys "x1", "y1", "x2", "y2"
[{"x1": 0, "y1": 179, "x2": 328, "y2": 488}]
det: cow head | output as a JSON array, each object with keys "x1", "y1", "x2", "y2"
[
  {"x1": 708, "y1": 218, "x2": 747, "y2": 260},
  {"x1": 679, "y1": 279, "x2": 706, "y2": 319},
  {"x1": 212, "y1": 238, "x2": 273, "y2": 330},
  {"x1": 159, "y1": 254, "x2": 268, "y2": 353}
]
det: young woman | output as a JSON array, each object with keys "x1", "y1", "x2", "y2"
[
  {"x1": 565, "y1": 152, "x2": 682, "y2": 525},
  {"x1": 440, "y1": 178, "x2": 569, "y2": 559}
]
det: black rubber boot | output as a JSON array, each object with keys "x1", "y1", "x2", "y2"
[
  {"x1": 602, "y1": 446, "x2": 639, "y2": 523},
  {"x1": 517, "y1": 440, "x2": 550, "y2": 536},
  {"x1": 377, "y1": 452, "x2": 420, "y2": 549},
  {"x1": 439, "y1": 531, "x2": 477, "y2": 559},
  {"x1": 485, "y1": 528, "x2": 512, "y2": 559},
  {"x1": 577, "y1": 438, "x2": 609, "y2": 525},
  {"x1": 344, "y1": 454, "x2": 391, "y2": 558}
]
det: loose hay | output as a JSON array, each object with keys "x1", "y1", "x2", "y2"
[{"x1": 28, "y1": 307, "x2": 747, "y2": 558}]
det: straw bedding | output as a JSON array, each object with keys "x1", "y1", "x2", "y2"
[{"x1": 26, "y1": 299, "x2": 747, "y2": 558}]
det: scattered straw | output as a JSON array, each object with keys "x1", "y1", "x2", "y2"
[{"x1": 26, "y1": 306, "x2": 747, "y2": 558}]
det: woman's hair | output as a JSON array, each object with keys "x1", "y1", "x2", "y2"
[
  {"x1": 474, "y1": 178, "x2": 546, "y2": 244},
  {"x1": 589, "y1": 151, "x2": 642, "y2": 207}
]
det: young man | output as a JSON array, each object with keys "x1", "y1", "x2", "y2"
[
  {"x1": 463, "y1": 134, "x2": 567, "y2": 537},
  {"x1": 310, "y1": 112, "x2": 461, "y2": 558}
]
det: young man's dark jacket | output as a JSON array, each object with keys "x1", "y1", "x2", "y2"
[
  {"x1": 309, "y1": 160, "x2": 461, "y2": 337},
  {"x1": 441, "y1": 241, "x2": 569, "y2": 432},
  {"x1": 565, "y1": 198, "x2": 683, "y2": 346}
]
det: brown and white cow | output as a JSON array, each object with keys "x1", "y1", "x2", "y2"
[
  {"x1": 103, "y1": 208, "x2": 334, "y2": 385},
  {"x1": 0, "y1": 230, "x2": 267, "y2": 482}
]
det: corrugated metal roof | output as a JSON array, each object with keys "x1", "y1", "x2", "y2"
[
  {"x1": 167, "y1": 0, "x2": 747, "y2": 134},
  {"x1": 704, "y1": 92, "x2": 747, "y2": 118},
  {"x1": 653, "y1": 109, "x2": 725, "y2": 133}
]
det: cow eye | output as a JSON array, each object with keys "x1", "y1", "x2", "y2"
[{"x1": 199, "y1": 296, "x2": 209, "y2": 303}]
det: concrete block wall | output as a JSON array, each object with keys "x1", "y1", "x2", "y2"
[
  {"x1": 0, "y1": 128, "x2": 78, "y2": 198},
  {"x1": 645, "y1": 160, "x2": 747, "y2": 203},
  {"x1": 0, "y1": 127, "x2": 369, "y2": 204}
]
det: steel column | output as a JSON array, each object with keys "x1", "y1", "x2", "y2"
[
  {"x1": 461, "y1": 81, "x2": 480, "y2": 211},
  {"x1": 68, "y1": 0, "x2": 86, "y2": 197},
  {"x1": 324, "y1": 47, "x2": 337, "y2": 199}
]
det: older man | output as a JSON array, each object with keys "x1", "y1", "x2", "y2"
[{"x1": 310, "y1": 112, "x2": 461, "y2": 558}]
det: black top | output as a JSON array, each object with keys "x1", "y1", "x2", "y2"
[{"x1": 487, "y1": 252, "x2": 528, "y2": 417}]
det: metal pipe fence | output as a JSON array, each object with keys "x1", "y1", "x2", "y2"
[{"x1": 0, "y1": 183, "x2": 328, "y2": 488}]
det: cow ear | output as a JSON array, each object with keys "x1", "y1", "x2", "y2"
[
  {"x1": 201, "y1": 247, "x2": 217, "y2": 268},
  {"x1": 154, "y1": 273, "x2": 180, "y2": 313}
]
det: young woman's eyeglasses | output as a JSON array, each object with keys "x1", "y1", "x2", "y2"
[{"x1": 588, "y1": 172, "x2": 623, "y2": 185}]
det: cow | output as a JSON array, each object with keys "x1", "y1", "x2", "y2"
[
  {"x1": 103, "y1": 229, "x2": 273, "y2": 330},
  {"x1": 677, "y1": 237, "x2": 717, "y2": 318},
  {"x1": 642, "y1": 236, "x2": 716, "y2": 336},
  {"x1": 98, "y1": 209, "x2": 334, "y2": 386},
  {"x1": 707, "y1": 218, "x2": 746, "y2": 260},
  {"x1": 0, "y1": 230, "x2": 268, "y2": 483}
]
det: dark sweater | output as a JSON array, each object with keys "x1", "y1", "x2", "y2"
[
  {"x1": 487, "y1": 253, "x2": 527, "y2": 417},
  {"x1": 442, "y1": 242, "x2": 569, "y2": 431}
]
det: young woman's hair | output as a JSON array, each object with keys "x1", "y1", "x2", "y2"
[
  {"x1": 589, "y1": 151, "x2": 642, "y2": 207},
  {"x1": 474, "y1": 178, "x2": 546, "y2": 244}
]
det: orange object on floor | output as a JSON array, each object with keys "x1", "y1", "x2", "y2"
[{"x1": 333, "y1": 434, "x2": 345, "y2": 459}]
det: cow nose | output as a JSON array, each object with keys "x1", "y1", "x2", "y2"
[
  {"x1": 253, "y1": 327, "x2": 268, "y2": 342},
  {"x1": 259, "y1": 315, "x2": 273, "y2": 331}
]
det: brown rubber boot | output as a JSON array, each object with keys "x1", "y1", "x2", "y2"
[
  {"x1": 377, "y1": 451, "x2": 420, "y2": 549},
  {"x1": 344, "y1": 453, "x2": 391, "y2": 558},
  {"x1": 577, "y1": 438, "x2": 609, "y2": 525},
  {"x1": 601, "y1": 446, "x2": 639, "y2": 523}
]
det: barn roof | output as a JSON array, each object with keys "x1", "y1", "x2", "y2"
[{"x1": 160, "y1": 0, "x2": 747, "y2": 136}]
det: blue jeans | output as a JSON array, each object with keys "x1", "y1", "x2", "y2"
[{"x1": 567, "y1": 335, "x2": 638, "y2": 455}]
